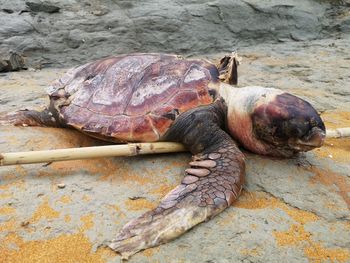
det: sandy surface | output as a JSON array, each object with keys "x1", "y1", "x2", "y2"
[{"x1": 0, "y1": 37, "x2": 349, "y2": 262}]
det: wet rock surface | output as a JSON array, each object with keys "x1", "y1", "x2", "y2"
[
  {"x1": 0, "y1": 35, "x2": 349, "y2": 262},
  {"x1": 0, "y1": 0, "x2": 349, "y2": 68}
]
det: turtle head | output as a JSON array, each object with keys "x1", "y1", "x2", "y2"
[{"x1": 221, "y1": 85, "x2": 325, "y2": 157}]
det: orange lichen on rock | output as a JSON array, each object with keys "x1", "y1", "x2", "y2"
[
  {"x1": 0, "y1": 232, "x2": 107, "y2": 263},
  {"x1": 27, "y1": 127, "x2": 97, "y2": 150},
  {"x1": 64, "y1": 215, "x2": 71, "y2": 223},
  {"x1": 31, "y1": 198, "x2": 60, "y2": 222},
  {"x1": 0, "y1": 205, "x2": 15, "y2": 215},
  {"x1": 274, "y1": 224, "x2": 311, "y2": 246},
  {"x1": 159, "y1": 160, "x2": 187, "y2": 174},
  {"x1": 304, "y1": 243, "x2": 350, "y2": 263},
  {"x1": 82, "y1": 194, "x2": 91, "y2": 202},
  {"x1": 80, "y1": 214, "x2": 95, "y2": 231},
  {"x1": 282, "y1": 205, "x2": 318, "y2": 225},
  {"x1": 233, "y1": 190, "x2": 276, "y2": 209},
  {"x1": 15, "y1": 166, "x2": 27, "y2": 177},
  {"x1": 0, "y1": 179, "x2": 25, "y2": 191},
  {"x1": 0, "y1": 219, "x2": 17, "y2": 232},
  {"x1": 240, "y1": 247, "x2": 262, "y2": 257},
  {"x1": 125, "y1": 198, "x2": 156, "y2": 211},
  {"x1": 321, "y1": 111, "x2": 350, "y2": 130},
  {"x1": 313, "y1": 111, "x2": 350, "y2": 163},
  {"x1": 150, "y1": 184, "x2": 176, "y2": 197},
  {"x1": 107, "y1": 204, "x2": 121, "y2": 212},
  {"x1": 98, "y1": 162, "x2": 154, "y2": 186},
  {"x1": 274, "y1": 224, "x2": 350, "y2": 263},
  {"x1": 56, "y1": 195, "x2": 72, "y2": 204},
  {"x1": 142, "y1": 246, "x2": 160, "y2": 257},
  {"x1": 233, "y1": 191, "x2": 319, "y2": 225},
  {"x1": 51, "y1": 158, "x2": 118, "y2": 177},
  {"x1": 314, "y1": 138, "x2": 350, "y2": 163},
  {"x1": 0, "y1": 192, "x2": 13, "y2": 199},
  {"x1": 308, "y1": 166, "x2": 350, "y2": 209}
]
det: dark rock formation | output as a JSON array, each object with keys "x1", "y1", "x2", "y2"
[
  {"x1": 0, "y1": 52, "x2": 26, "y2": 72},
  {"x1": 0, "y1": 0, "x2": 349, "y2": 68}
]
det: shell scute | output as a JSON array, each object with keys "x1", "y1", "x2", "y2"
[
  {"x1": 131, "y1": 115, "x2": 159, "y2": 142},
  {"x1": 61, "y1": 104, "x2": 93, "y2": 130},
  {"x1": 148, "y1": 114, "x2": 174, "y2": 137},
  {"x1": 108, "y1": 115, "x2": 132, "y2": 142},
  {"x1": 166, "y1": 91, "x2": 200, "y2": 114},
  {"x1": 53, "y1": 53, "x2": 219, "y2": 142}
]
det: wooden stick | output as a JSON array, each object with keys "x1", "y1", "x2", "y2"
[
  {"x1": 0, "y1": 127, "x2": 349, "y2": 166},
  {"x1": 0, "y1": 142, "x2": 187, "y2": 166},
  {"x1": 326, "y1": 127, "x2": 350, "y2": 138}
]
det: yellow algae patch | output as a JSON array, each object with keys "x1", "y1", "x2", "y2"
[
  {"x1": 233, "y1": 190, "x2": 276, "y2": 209},
  {"x1": 321, "y1": 111, "x2": 350, "y2": 130},
  {"x1": 282, "y1": 206, "x2": 318, "y2": 225},
  {"x1": 308, "y1": 167, "x2": 350, "y2": 209},
  {"x1": 274, "y1": 224, "x2": 311, "y2": 246},
  {"x1": 159, "y1": 160, "x2": 187, "y2": 174},
  {"x1": 27, "y1": 127, "x2": 97, "y2": 150},
  {"x1": 274, "y1": 224, "x2": 350, "y2": 263},
  {"x1": 57, "y1": 195, "x2": 72, "y2": 204},
  {"x1": 0, "y1": 219, "x2": 17, "y2": 232},
  {"x1": 95, "y1": 246, "x2": 117, "y2": 262},
  {"x1": 31, "y1": 198, "x2": 60, "y2": 222},
  {"x1": 82, "y1": 194, "x2": 92, "y2": 202},
  {"x1": 142, "y1": 246, "x2": 160, "y2": 257},
  {"x1": 37, "y1": 155, "x2": 155, "y2": 186},
  {"x1": 125, "y1": 198, "x2": 156, "y2": 211},
  {"x1": 108, "y1": 204, "x2": 121, "y2": 212},
  {"x1": 0, "y1": 192, "x2": 14, "y2": 199},
  {"x1": 314, "y1": 138, "x2": 350, "y2": 163},
  {"x1": 150, "y1": 184, "x2": 176, "y2": 197},
  {"x1": 218, "y1": 209, "x2": 237, "y2": 226},
  {"x1": 233, "y1": 191, "x2": 318, "y2": 225},
  {"x1": 0, "y1": 232, "x2": 106, "y2": 263},
  {"x1": 240, "y1": 247, "x2": 262, "y2": 257},
  {"x1": 15, "y1": 166, "x2": 27, "y2": 177},
  {"x1": 64, "y1": 215, "x2": 71, "y2": 223},
  {"x1": 0, "y1": 205, "x2": 15, "y2": 215},
  {"x1": 0, "y1": 179, "x2": 25, "y2": 191},
  {"x1": 313, "y1": 111, "x2": 350, "y2": 163},
  {"x1": 304, "y1": 243, "x2": 350, "y2": 263},
  {"x1": 51, "y1": 158, "x2": 119, "y2": 178},
  {"x1": 80, "y1": 214, "x2": 95, "y2": 231},
  {"x1": 107, "y1": 204, "x2": 126, "y2": 220}
]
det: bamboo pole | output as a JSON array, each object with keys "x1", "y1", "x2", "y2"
[
  {"x1": 326, "y1": 127, "x2": 350, "y2": 138},
  {"x1": 0, "y1": 142, "x2": 187, "y2": 166},
  {"x1": 0, "y1": 127, "x2": 349, "y2": 166}
]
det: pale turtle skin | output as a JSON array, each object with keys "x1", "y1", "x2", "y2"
[{"x1": 4, "y1": 53, "x2": 325, "y2": 259}]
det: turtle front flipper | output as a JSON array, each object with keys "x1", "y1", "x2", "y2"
[
  {"x1": 0, "y1": 109, "x2": 61, "y2": 127},
  {"x1": 110, "y1": 136, "x2": 245, "y2": 259}
]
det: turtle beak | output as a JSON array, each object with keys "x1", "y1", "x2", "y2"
[{"x1": 291, "y1": 127, "x2": 325, "y2": 151}]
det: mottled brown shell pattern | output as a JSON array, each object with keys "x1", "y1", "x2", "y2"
[{"x1": 47, "y1": 54, "x2": 220, "y2": 142}]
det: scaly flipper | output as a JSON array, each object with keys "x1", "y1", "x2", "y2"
[
  {"x1": 0, "y1": 109, "x2": 60, "y2": 127},
  {"x1": 110, "y1": 103, "x2": 245, "y2": 259}
]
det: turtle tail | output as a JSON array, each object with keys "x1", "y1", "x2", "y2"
[{"x1": 0, "y1": 109, "x2": 61, "y2": 127}]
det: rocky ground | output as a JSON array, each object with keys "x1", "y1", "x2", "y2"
[
  {"x1": 0, "y1": 34, "x2": 349, "y2": 262},
  {"x1": 1, "y1": 0, "x2": 349, "y2": 69}
]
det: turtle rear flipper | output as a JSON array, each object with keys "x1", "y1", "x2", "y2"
[
  {"x1": 0, "y1": 109, "x2": 61, "y2": 127},
  {"x1": 110, "y1": 132, "x2": 245, "y2": 259}
]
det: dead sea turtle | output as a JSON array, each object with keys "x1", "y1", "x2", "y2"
[{"x1": 4, "y1": 53, "x2": 325, "y2": 259}]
